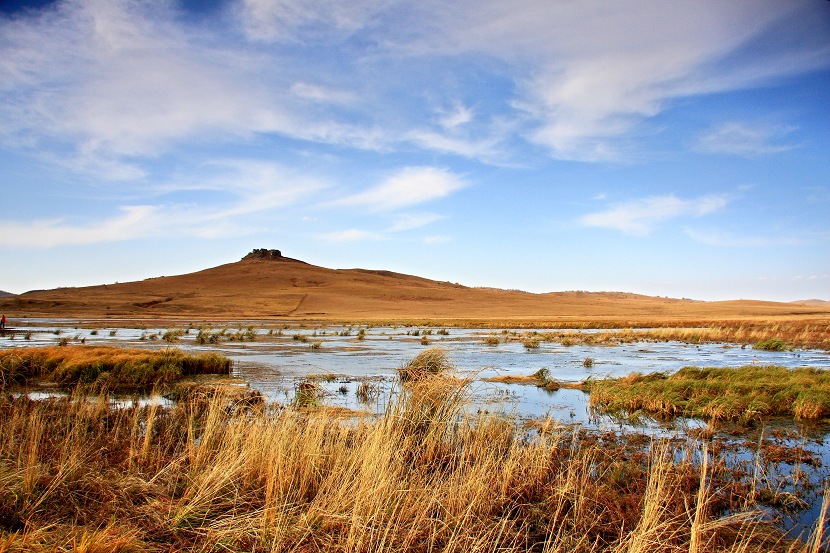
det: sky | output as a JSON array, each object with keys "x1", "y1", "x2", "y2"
[{"x1": 0, "y1": 0, "x2": 828, "y2": 302}]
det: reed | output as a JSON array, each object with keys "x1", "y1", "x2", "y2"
[
  {"x1": 534, "y1": 319, "x2": 830, "y2": 350},
  {"x1": 0, "y1": 385, "x2": 806, "y2": 552}
]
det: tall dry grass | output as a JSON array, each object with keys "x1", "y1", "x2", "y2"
[{"x1": 0, "y1": 378, "x2": 815, "y2": 552}]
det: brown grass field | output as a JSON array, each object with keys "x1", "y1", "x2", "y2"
[
  {"x1": 1, "y1": 253, "x2": 828, "y2": 347},
  {"x1": 1, "y1": 377, "x2": 824, "y2": 553}
]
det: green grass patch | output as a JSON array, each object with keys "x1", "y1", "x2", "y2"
[
  {"x1": 588, "y1": 365, "x2": 830, "y2": 423},
  {"x1": 754, "y1": 338, "x2": 791, "y2": 351}
]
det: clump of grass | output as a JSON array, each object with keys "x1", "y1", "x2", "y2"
[
  {"x1": 755, "y1": 338, "x2": 791, "y2": 351},
  {"x1": 589, "y1": 365, "x2": 830, "y2": 423},
  {"x1": 309, "y1": 340, "x2": 323, "y2": 350},
  {"x1": 293, "y1": 379, "x2": 324, "y2": 408},
  {"x1": 398, "y1": 346, "x2": 453, "y2": 383},
  {"x1": 0, "y1": 345, "x2": 232, "y2": 392},
  {"x1": 356, "y1": 381, "x2": 380, "y2": 403},
  {"x1": 483, "y1": 335, "x2": 500, "y2": 346},
  {"x1": 162, "y1": 329, "x2": 183, "y2": 343},
  {"x1": 522, "y1": 335, "x2": 541, "y2": 349},
  {"x1": 293, "y1": 333, "x2": 308, "y2": 343},
  {"x1": 420, "y1": 335, "x2": 430, "y2": 345},
  {"x1": 583, "y1": 356, "x2": 594, "y2": 368},
  {"x1": 484, "y1": 368, "x2": 581, "y2": 392}
]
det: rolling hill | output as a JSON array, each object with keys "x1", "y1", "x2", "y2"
[{"x1": 1, "y1": 249, "x2": 828, "y2": 323}]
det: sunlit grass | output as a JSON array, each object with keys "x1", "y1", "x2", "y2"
[
  {"x1": 0, "y1": 373, "x2": 810, "y2": 552},
  {"x1": 0, "y1": 345, "x2": 231, "y2": 392},
  {"x1": 588, "y1": 365, "x2": 830, "y2": 422}
]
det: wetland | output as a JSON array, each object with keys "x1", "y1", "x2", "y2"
[{"x1": 2, "y1": 317, "x2": 830, "y2": 552}]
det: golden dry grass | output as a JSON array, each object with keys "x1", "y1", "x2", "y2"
[
  {"x1": 0, "y1": 381, "x2": 813, "y2": 553},
  {"x1": 0, "y1": 345, "x2": 231, "y2": 392},
  {"x1": 535, "y1": 321, "x2": 830, "y2": 350}
]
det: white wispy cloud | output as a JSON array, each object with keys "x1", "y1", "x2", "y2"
[
  {"x1": 290, "y1": 82, "x2": 356, "y2": 104},
  {"x1": 337, "y1": 167, "x2": 468, "y2": 211},
  {"x1": 237, "y1": 0, "x2": 388, "y2": 43},
  {"x1": 1, "y1": 0, "x2": 824, "y2": 177},
  {"x1": 696, "y1": 122, "x2": 797, "y2": 157},
  {"x1": 407, "y1": 0, "x2": 828, "y2": 161},
  {"x1": 0, "y1": 206, "x2": 161, "y2": 248},
  {"x1": 438, "y1": 104, "x2": 474, "y2": 129},
  {"x1": 581, "y1": 194, "x2": 729, "y2": 236},
  {"x1": 0, "y1": 159, "x2": 327, "y2": 247}
]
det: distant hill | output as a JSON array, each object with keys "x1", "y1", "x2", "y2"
[
  {"x1": 0, "y1": 290, "x2": 15, "y2": 298},
  {"x1": 1, "y1": 249, "x2": 829, "y2": 322},
  {"x1": 791, "y1": 299, "x2": 830, "y2": 307}
]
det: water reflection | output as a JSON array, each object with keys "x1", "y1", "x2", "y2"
[{"x1": 3, "y1": 319, "x2": 830, "y2": 540}]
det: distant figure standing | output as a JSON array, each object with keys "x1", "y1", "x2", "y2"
[{"x1": 0, "y1": 314, "x2": 5, "y2": 330}]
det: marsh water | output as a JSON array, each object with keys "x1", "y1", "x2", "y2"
[
  {"x1": 3, "y1": 318, "x2": 830, "y2": 540},
  {"x1": 5, "y1": 320, "x2": 828, "y2": 422}
]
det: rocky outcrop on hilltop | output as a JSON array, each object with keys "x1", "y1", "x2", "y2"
[{"x1": 243, "y1": 248, "x2": 283, "y2": 260}]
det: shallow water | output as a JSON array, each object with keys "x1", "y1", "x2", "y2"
[
  {"x1": 3, "y1": 321, "x2": 829, "y2": 423},
  {"x1": 4, "y1": 319, "x2": 830, "y2": 540}
]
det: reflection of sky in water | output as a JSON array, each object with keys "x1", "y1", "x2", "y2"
[
  {"x1": 4, "y1": 322, "x2": 829, "y2": 423},
  {"x1": 5, "y1": 320, "x2": 830, "y2": 539}
]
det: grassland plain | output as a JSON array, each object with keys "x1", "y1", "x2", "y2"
[{"x1": 2, "y1": 376, "x2": 826, "y2": 553}]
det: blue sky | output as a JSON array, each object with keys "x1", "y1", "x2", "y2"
[{"x1": 1, "y1": 0, "x2": 828, "y2": 301}]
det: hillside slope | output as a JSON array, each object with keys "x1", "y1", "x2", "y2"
[{"x1": 1, "y1": 251, "x2": 828, "y2": 323}]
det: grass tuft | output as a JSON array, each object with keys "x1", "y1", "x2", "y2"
[{"x1": 397, "y1": 346, "x2": 453, "y2": 383}]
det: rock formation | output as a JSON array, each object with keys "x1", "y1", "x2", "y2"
[{"x1": 243, "y1": 248, "x2": 282, "y2": 260}]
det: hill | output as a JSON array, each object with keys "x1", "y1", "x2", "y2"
[
  {"x1": 0, "y1": 290, "x2": 15, "y2": 298},
  {"x1": 1, "y1": 249, "x2": 828, "y2": 324},
  {"x1": 792, "y1": 299, "x2": 830, "y2": 307}
]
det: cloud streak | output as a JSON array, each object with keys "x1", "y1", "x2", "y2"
[
  {"x1": 581, "y1": 194, "x2": 729, "y2": 236},
  {"x1": 337, "y1": 167, "x2": 468, "y2": 211},
  {"x1": 696, "y1": 122, "x2": 797, "y2": 157}
]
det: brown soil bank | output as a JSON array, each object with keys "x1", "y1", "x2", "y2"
[{"x1": 2, "y1": 250, "x2": 829, "y2": 327}]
